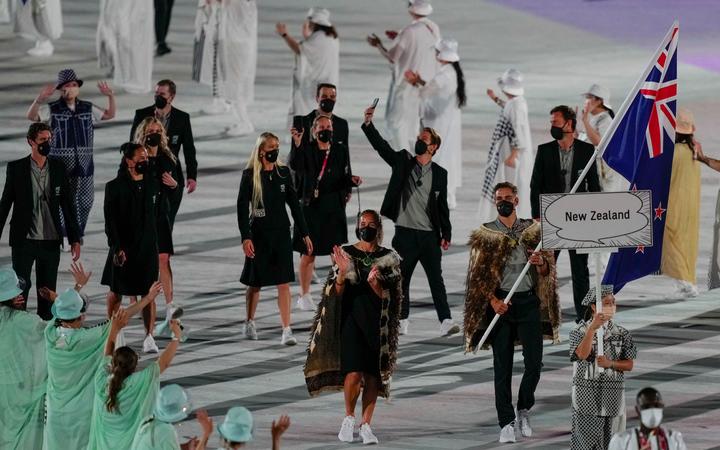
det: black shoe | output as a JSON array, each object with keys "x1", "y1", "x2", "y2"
[{"x1": 156, "y1": 43, "x2": 172, "y2": 56}]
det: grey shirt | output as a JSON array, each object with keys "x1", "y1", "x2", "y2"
[
  {"x1": 485, "y1": 219, "x2": 534, "y2": 292},
  {"x1": 28, "y1": 158, "x2": 59, "y2": 240},
  {"x1": 558, "y1": 144, "x2": 574, "y2": 193},
  {"x1": 396, "y1": 161, "x2": 433, "y2": 231}
]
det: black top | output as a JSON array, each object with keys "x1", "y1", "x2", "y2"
[
  {"x1": 361, "y1": 122, "x2": 451, "y2": 243},
  {"x1": 288, "y1": 139, "x2": 355, "y2": 206},
  {"x1": 237, "y1": 166, "x2": 308, "y2": 241},
  {"x1": 530, "y1": 139, "x2": 601, "y2": 218},
  {"x1": 148, "y1": 153, "x2": 178, "y2": 216},
  {"x1": 130, "y1": 106, "x2": 198, "y2": 181},
  {"x1": 0, "y1": 156, "x2": 80, "y2": 246}
]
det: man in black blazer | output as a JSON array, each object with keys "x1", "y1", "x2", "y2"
[
  {"x1": 290, "y1": 83, "x2": 351, "y2": 197},
  {"x1": 530, "y1": 105, "x2": 601, "y2": 320},
  {"x1": 130, "y1": 79, "x2": 197, "y2": 224},
  {"x1": 362, "y1": 105, "x2": 460, "y2": 337},
  {"x1": 0, "y1": 123, "x2": 81, "y2": 319}
]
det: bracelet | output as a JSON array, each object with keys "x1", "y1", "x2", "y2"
[
  {"x1": 611, "y1": 361, "x2": 615, "y2": 370},
  {"x1": 172, "y1": 336, "x2": 180, "y2": 342},
  {"x1": 281, "y1": 33, "x2": 288, "y2": 38}
]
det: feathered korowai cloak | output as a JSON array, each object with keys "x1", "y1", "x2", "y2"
[
  {"x1": 304, "y1": 247, "x2": 402, "y2": 398},
  {"x1": 464, "y1": 220, "x2": 561, "y2": 352}
]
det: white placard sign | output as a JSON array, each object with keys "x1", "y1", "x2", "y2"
[{"x1": 540, "y1": 191, "x2": 653, "y2": 250}]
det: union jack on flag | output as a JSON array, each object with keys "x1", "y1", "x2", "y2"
[{"x1": 601, "y1": 22, "x2": 679, "y2": 292}]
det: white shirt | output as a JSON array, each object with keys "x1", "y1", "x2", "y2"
[{"x1": 388, "y1": 17, "x2": 440, "y2": 82}]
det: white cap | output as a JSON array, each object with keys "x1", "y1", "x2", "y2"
[
  {"x1": 307, "y1": 7, "x2": 332, "y2": 27},
  {"x1": 498, "y1": 68, "x2": 524, "y2": 96},
  {"x1": 408, "y1": 0, "x2": 433, "y2": 16},
  {"x1": 435, "y1": 38, "x2": 459, "y2": 63},
  {"x1": 582, "y1": 84, "x2": 612, "y2": 108}
]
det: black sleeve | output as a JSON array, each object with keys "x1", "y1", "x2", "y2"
[
  {"x1": 237, "y1": 171, "x2": 253, "y2": 241},
  {"x1": 437, "y1": 170, "x2": 452, "y2": 242},
  {"x1": 361, "y1": 122, "x2": 401, "y2": 167},
  {"x1": 586, "y1": 147, "x2": 602, "y2": 193},
  {"x1": 182, "y1": 113, "x2": 198, "y2": 181},
  {"x1": 288, "y1": 138, "x2": 310, "y2": 173},
  {"x1": 285, "y1": 170, "x2": 309, "y2": 237},
  {"x1": 530, "y1": 147, "x2": 544, "y2": 219},
  {"x1": 341, "y1": 145, "x2": 355, "y2": 193},
  {"x1": 104, "y1": 183, "x2": 120, "y2": 249},
  {"x1": 59, "y1": 168, "x2": 81, "y2": 244},
  {"x1": 0, "y1": 163, "x2": 15, "y2": 239}
]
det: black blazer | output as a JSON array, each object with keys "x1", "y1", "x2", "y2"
[
  {"x1": 0, "y1": 156, "x2": 80, "y2": 246},
  {"x1": 361, "y1": 122, "x2": 451, "y2": 243},
  {"x1": 130, "y1": 106, "x2": 198, "y2": 182},
  {"x1": 530, "y1": 139, "x2": 601, "y2": 218}
]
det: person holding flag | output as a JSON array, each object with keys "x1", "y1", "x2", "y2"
[{"x1": 601, "y1": 22, "x2": 679, "y2": 293}]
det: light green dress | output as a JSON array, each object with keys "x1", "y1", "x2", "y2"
[
  {"x1": 130, "y1": 417, "x2": 181, "y2": 450},
  {"x1": 87, "y1": 356, "x2": 160, "y2": 450},
  {"x1": 43, "y1": 320, "x2": 111, "y2": 450},
  {"x1": 0, "y1": 307, "x2": 47, "y2": 450}
]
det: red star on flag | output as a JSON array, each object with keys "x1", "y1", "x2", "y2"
[
  {"x1": 635, "y1": 245, "x2": 645, "y2": 254},
  {"x1": 654, "y1": 202, "x2": 666, "y2": 220}
]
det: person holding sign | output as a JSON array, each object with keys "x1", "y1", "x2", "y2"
[
  {"x1": 570, "y1": 285, "x2": 637, "y2": 450},
  {"x1": 530, "y1": 105, "x2": 600, "y2": 321},
  {"x1": 464, "y1": 182, "x2": 560, "y2": 444}
]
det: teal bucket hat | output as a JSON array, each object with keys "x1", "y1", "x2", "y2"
[
  {"x1": 155, "y1": 384, "x2": 191, "y2": 423},
  {"x1": 218, "y1": 407, "x2": 254, "y2": 443},
  {"x1": 51, "y1": 289, "x2": 84, "y2": 320},
  {"x1": 0, "y1": 267, "x2": 23, "y2": 302}
]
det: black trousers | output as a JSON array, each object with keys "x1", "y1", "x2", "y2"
[
  {"x1": 490, "y1": 292, "x2": 543, "y2": 428},
  {"x1": 154, "y1": 0, "x2": 175, "y2": 46},
  {"x1": 554, "y1": 249, "x2": 590, "y2": 320},
  {"x1": 392, "y1": 226, "x2": 451, "y2": 322},
  {"x1": 12, "y1": 239, "x2": 61, "y2": 320}
]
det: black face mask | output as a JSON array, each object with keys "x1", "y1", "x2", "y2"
[
  {"x1": 154, "y1": 95, "x2": 168, "y2": 109},
  {"x1": 133, "y1": 160, "x2": 148, "y2": 174},
  {"x1": 145, "y1": 133, "x2": 161, "y2": 147},
  {"x1": 358, "y1": 226, "x2": 378, "y2": 243},
  {"x1": 414, "y1": 139, "x2": 428, "y2": 155},
  {"x1": 319, "y1": 99, "x2": 335, "y2": 113},
  {"x1": 496, "y1": 200, "x2": 515, "y2": 217},
  {"x1": 550, "y1": 125, "x2": 566, "y2": 140},
  {"x1": 37, "y1": 141, "x2": 51, "y2": 157},
  {"x1": 317, "y1": 129, "x2": 333, "y2": 143},
  {"x1": 264, "y1": 149, "x2": 279, "y2": 163}
]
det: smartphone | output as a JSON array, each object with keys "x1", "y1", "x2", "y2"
[
  {"x1": 292, "y1": 115, "x2": 303, "y2": 131},
  {"x1": 370, "y1": 98, "x2": 380, "y2": 109}
]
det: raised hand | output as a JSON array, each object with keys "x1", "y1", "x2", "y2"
[
  {"x1": 70, "y1": 261, "x2": 92, "y2": 288},
  {"x1": 364, "y1": 106, "x2": 375, "y2": 125},
  {"x1": 271, "y1": 414, "x2": 291, "y2": 442},
  {"x1": 332, "y1": 245, "x2": 349, "y2": 278},
  {"x1": 290, "y1": 127, "x2": 304, "y2": 147},
  {"x1": 97, "y1": 81, "x2": 114, "y2": 97},
  {"x1": 276, "y1": 23, "x2": 288, "y2": 36},
  {"x1": 486, "y1": 88, "x2": 496, "y2": 100},
  {"x1": 367, "y1": 34, "x2": 381, "y2": 48},
  {"x1": 36, "y1": 83, "x2": 55, "y2": 103}
]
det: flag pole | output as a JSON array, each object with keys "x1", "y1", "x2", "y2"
[{"x1": 474, "y1": 21, "x2": 679, "y2": 352}]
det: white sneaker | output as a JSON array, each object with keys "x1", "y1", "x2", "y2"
[
  {"x1": 27, "y1": 40, "x2": 54, "y2": 57},
  {"x1": 165, "y1": 302, "x2": 177, "y2": 321},
  {"x1": 399, "y1": 319, "x2": 409, "y2": 335},
  {"x1": 338, "y1": 415, "x2": 355, "y2": 443},
  {"x1": 243, "y1": 320, "x2": 258, "y2": 340},
  {"x1": 296, "y1": 293, "x2": 316, "y2": 311},
  {"x1": 518, "y1": 409, "x2": 532, "y2": 437},
  {"x1": 499, "y1": 423, "x2": 516, "y2": 443},
  {"x1": 143, "y1": 334, "x2": 159, "y2": 353},
  {"x1": 359, "y1": 423, "x2": 379, "y2": 445},
  {"x1": 202, "y1": 97, "x2": 230, "y2": 115},
  {"x1": 281, "y1": 327, "x2": 297, "y2": 346},
  {"x1": 440, "y1": 319, "x2": 460, "y2": 337}
]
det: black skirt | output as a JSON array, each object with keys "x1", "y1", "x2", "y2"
[
  {"x1": 240, "y1": 227, "x2": 295, "y2": 287},
  {"x1": 101, "y1": 247, "x2": 159, "y2": 296},
  {"x1": 293, "y1": 192, "x2": 348, "y2": 256}
]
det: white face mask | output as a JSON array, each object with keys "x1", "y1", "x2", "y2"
[{"x1": 640, "y1": 408, "x2": 663, "y2": 428}]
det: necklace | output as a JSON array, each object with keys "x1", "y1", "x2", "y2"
[{"x1": 355, "y1": 244, "x2": 377, "y2": 267}]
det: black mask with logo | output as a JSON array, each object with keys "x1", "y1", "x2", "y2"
[
  {"x1": 317, "y1": 129, "x2": 333, "y2": 143},
  {"x1": 319, "y1": 99, "x2": 335, "y2": 113},
  {"x1": 145, "y1": 133, "x2": 162, "y2": 147},
  {"x1": 154, "y1": 95, "x2": 168, "y2": 109},
  {"x1": 496, "y1": 200, "x2": 514, "y2": 217},
  {"x1": 357, "y1": 226, "x2": 378, "y2": 243},
  {"x1": 36, "y1": 141, "x2": 51, "y2": 157},
  {"x1": 264, "y1": 149, "x2": 279, "y2": 163},
  {"x1": 133, "y1": 160, "x2": 148, "y2": 174}
]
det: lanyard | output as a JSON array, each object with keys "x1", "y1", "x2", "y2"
[{"x1": 313, "y1": 150, "x2": 331, "y2": 198}]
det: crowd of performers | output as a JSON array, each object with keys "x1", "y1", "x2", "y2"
[{"x1": 0, "y1": 0, "x2": 708, "y2": 448}]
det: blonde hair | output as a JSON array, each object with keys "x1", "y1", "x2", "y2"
[
  {"x1": 245, "y1": 132, "x2": 285, "y2": 212},
  {"x1": 133, "y1": 117, "x2": 177, "y2": 165}
]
